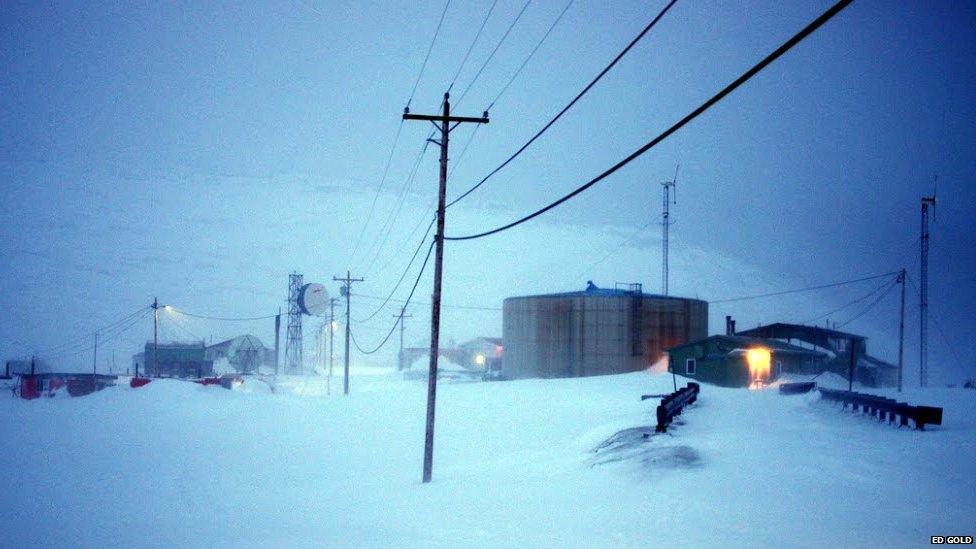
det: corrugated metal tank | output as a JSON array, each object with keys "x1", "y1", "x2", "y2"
[{"x1": 503, "y1": 286, "x2": 708, "y2": 379}]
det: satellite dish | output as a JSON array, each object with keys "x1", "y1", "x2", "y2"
[{"x1": 298, "y1": 283, "x2": 329, "y2": 316}]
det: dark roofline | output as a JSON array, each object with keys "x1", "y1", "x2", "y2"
[
  {"x1": 471, "y1": 337, "x2": 503, "y2": 345},
  {"x1": 505, "y1": 290, "x2": 705, "y2": 302},
  {"x1": 145, "y1": 341, "x2": 206, "y2": 349},
  {"x1": 666, "y1": 334, "x2": 826, "y2": 356},
  {"x1": 735, "y1": 322, "x2": 866, "y2": 341}
]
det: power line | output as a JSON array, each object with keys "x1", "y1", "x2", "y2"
[
  {"x1": 406, "y1": 0, "x2": 452, "y2": 110},
  {"x1": 352, "y1": 0, "x2": 451, "y2": 267},
  {"x1": 34, "y1": 306, "x2": 150, "y2": 356},
  {"x1": 800, "y1": 276, "x2": 896, "y2": 325},
  {"x1": 348, "y1": 120, "x2": 405, "y2": 266},
  {"x1": 445, "y1": 0, "x2": 677, "y2": 210},
  {"x1": 356, "y1": 218, "x2": 436, "y2": 323},
  {"x1": 446, "y1": 0, "x2": 853, "y2": 240},
  {"x1": 363, "y1": 137, "x2": 434, "y2": 274},
  {"x1": 163, "y1": 311, "x2": 204, "y2": 342},
  {"x1": 353, "y1": 292, "x2": 502, "y2": 312},
  {"x1": 167, "y1": 307, "x2": 277, "y2": 321},
  {"x1": 351, "y1": 241, "x2": 435, "y2": 354},
  {"x1": 350, "y1": 272, "x2": 898, "y2": 315},
  {"x1": 447, "y1": 0, "x2": 500, "y2": 91},
  {"x1": 834, "y1": 279, "x2": 898, "y2": 329},
  {"x1": 41, "y1": 309, "x2": 151, "y2": 361},
  {"x1": 712, "y1": 271, "x2": 898, "y2": 305},
  {"x1": 487, "y1": 0, "x2": 574, "y2": 110},
  {"x1": 448, "y1": 124, "x2": 483, "y2": 178},
  {"x1": 455, "y1": 0, "x2": 533, "y2": 106},
  {"x1": 372, "y1": 209, "x2": 436, "y2": 278}
]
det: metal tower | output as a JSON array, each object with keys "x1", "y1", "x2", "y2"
[
  {"x1": 660, "y1": 166, "x2": 678, "y2": 295},
  {"x1": 286, "y1": 272, "x2": 303, "y2": 375},
  {"x1": 919, "y1": 194, "x2": 936, "y2": 387}
]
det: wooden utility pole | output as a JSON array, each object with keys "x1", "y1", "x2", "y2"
[
  {"x1": 404, "y1": 91, "x2": 489, "y2": 483},
  {"x1": 152, "y1": 297, "x2": 159, "y2": 378},
  {"x1": 333, "y1": 272, "x2": 363, "y2": 396},
  {"x1": 394, "y1": 310, "x2": 412, "y2": 371},
  {"x1": 897, "y1": 268, "x2": 906, "y2": 392},
  {"x1": 92, "y1": 331, "x2": 98, "y2": 375}
]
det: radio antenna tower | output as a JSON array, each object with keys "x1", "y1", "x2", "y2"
[
  {"x1": 661, "y1": 166, "x2": 679, "y2": 295},
  {"x1": 919, "y1": 184, "x2": 937, "y2": 387},
  {"x1": 285, "y1": 272, "x2": 304, "y2": 375}
]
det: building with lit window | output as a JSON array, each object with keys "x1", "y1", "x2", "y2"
[{"x1": 666, "y1": 335, "x2": 827, "y2": 388}]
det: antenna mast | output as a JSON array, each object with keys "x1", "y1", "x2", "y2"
[
  {"x1": 661, "y1": 166, "x2": 679, "y2": 295},
  {"x1": 919, "y1": 190, "x2": 936, "y2": 387}
]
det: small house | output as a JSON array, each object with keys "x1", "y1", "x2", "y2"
[{"x1": 667, "y1": 335, "x2": 827, "y2": 388}]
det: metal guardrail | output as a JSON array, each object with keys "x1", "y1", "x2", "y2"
[
  {"x1": 818, "y1": 387, "x2": 943, "y2": 430},
  {"x1": 643, "y1": 382, "x2": 700, "y2": 433},
  {"x1": 779, "y1": 381, "x2": 817, "y2": 395}
]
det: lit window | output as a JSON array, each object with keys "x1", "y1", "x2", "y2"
[{"x1": 686, "y1": 358, "x2": 696, "y2": 375}]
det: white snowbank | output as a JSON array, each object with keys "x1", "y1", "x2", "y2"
[{"x1": 0, "y1": 372, "x2": 972, "y2": 547}]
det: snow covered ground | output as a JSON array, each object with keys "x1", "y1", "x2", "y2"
[{"x1": 0, "y1": 370, "x2": 973, "y2": 548}]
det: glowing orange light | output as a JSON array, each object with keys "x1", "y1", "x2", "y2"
[{"x1": 746, "y1": 347, "x2": 771, "y2": 384}]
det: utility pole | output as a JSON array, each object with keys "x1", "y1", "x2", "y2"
[
  {"x1": 333, "y1": 271, "x2": 363, "y2": 396},
  {"x1": 660, "y1": 166, "x2": 678, "y2": 296},
  {"x1": 919, "y1": 194, "x2": 936, "y2": 387},
  {"x1": 152, "y1": 297, "x2": 159, "y2": 378},
  {"x1": 92, "y1": 331, "x2": 98, "y2": 375},
  {"x1": 394, "y1": 310, "x2": 412, "y2": 371},
  {"x1": 328, "y1": 297, "x2": 338, "y2": 394},
  {"x1": 897, "y1": 268, "x2": 906, "y2": 393},
  {"x1": 404, "y1": 91, "x2": 489, "y2": 484},
  {"x1": 274, "y1": 308, "x2": 281, "y2": 376}
]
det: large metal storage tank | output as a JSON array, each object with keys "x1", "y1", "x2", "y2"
[{"x1": 503, "y1": 284, "x2": 707, "y2": 379}]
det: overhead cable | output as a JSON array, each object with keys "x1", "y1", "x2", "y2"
[
  {"x1": 800, "y1": 277, "x2": 896, "y2": 325},
  {"x1": 406, "y1": 0, "x2": 452, "y2": 110},
  {"x1": 356, "y1": 218, "x2": 436, "y2": 323},
  {"x1": 455, "y1": 0, "x2": 534, "y2": 106},
  {"x1": 363, "y1": 137, "x2": 434, "y2": 274},
  {"x1": 448, "y1": 0, "x2": 500, "y2": 91},
  {"x1": 712, "y1": 271, "x2": 897, "y2": 305},
  {"x1": 35, "y1": 306, "x2": 150, "y2": 356},
  {"x1": 834, "y1": 279, "x2": 898, "y2": 329},
  {"x1": 486, "y1": 0, "x2": 574, "y2": 110},
  {"x1": 446, "y1": 0, "x2": 677, "y2": 209},
  {"x1": 167, "y1": 307, "x2": 277, "y2": 321},
  {"x1": 351, "y1": 241, "x2": 435, "y2": 354},
  {"x1": 348, "y1": 120, "x2": 405, "y2": 265},
  {"x1": 445, "y1": 0, "x2": 853, "y2": 240}
]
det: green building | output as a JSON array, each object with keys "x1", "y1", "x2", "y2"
[
  {"x1": 667, "y1": 335, "x2": 827, "y2": 388},
  {"x1": 140, "y1": 342, "x2": 213, "y2": 378}
]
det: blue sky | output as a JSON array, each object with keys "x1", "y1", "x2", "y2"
[{"x1": 1, "y1": 1, "x2": 973, "y2": 384}]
